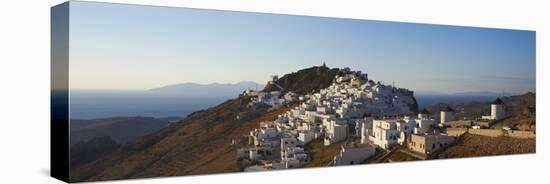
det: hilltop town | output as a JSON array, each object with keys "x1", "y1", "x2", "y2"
[
  {"x1": 236, "y1": 65, "x2": 536, "y2": 171},
  {"x1": 68, "y1": 65, "x2": 535, "y2": 182}
]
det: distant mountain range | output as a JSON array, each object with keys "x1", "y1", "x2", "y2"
[
  {"x1": 452, "y1": 91, "x2": 515, "y2": 97},
  {"x1": 415, "y1": 91, "x2": 516, "y2": 97},
  {"x1": 149, "y1": 81, "x2": 264, "y2": 96}
]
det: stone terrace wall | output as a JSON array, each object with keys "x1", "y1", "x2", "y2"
[
  {"x1": 446, "y1": 128, "x2": 468, "y2": 137},
  {"x1": 445, "y1": 128, "x2": 535, "y2": 139},
  {"x1": 468, "y1": 129, "x2": 504, "y2": 137}
]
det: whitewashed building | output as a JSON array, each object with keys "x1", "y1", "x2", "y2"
[
  {"x1": 408, "y1": 134, "x2": 455, "y2": 155},
  {"x1": 332, "y1": 144, "x2": 376, "y2": 165},
  {"x1": 324, "y1": 119, "x2": 348, "y2": 146},
  {"x1": 369, "y1": 119, "x2": 400, "y2": 149},
  {"x1": 298, "y1": 131, "x2": 316, "y2": 144},
  {"x1": 415, "y1": 109, "x2": 436, "y2": 134},
  {"x1": 440, "y1": 106, "x2": 455, "y2": 124},
  {"x1": 482, "y1": 98, "x2": 505, "y2": 120}
]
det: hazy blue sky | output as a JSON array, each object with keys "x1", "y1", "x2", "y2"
[{"x1": 68, "y1": 1, "x2": 535, "y2": 94}]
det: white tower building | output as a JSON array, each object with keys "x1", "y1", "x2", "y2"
[
  {"x1": 491, "y1": 98, "x2": 505, "y2": 120},
  {"x1": 440, "y1": 106, "x2": 455, "y2": 124},
  {"x1": 415, "y1": 109, "x2": 435, "y2": 134}
]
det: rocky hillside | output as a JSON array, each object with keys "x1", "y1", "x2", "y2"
[
  {"x1": 435, "y1": 133, "x2": 535, "y2": 159},
  {"x1": 70, "y1": 116, "x2": 176, "y2": 144},
  {"x1": 263, "y1": 66, "x2": 418, "y2": 113},
  {"x1": 69, "y1": 66, "x2": 419, "y2": 182},
  {"x1": 70, "y1": 136, "x2": 120, "y2": 169},
  {"x1": 69, "y1": 66, "x2": 352, "y2": 182},
  {"x1": 491, "y1": 109, "x2": 536, "y2": 131},
  {"x1": 501, "y1": 92, "x2": 536, "y2": 116},
  {"x1": 70, "y1": 97, "x2": 262, "y2": 181},
  {"x1": 263, "y1": 66, "x2": 350, "y2": 94}
]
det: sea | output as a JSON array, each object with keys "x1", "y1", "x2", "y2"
[
  {"x1": 66, "y1": 90, "x2": 497, "y2": 120},
  {"x1": 68, "y1": 91, "x2": 234, "y2": 120}
]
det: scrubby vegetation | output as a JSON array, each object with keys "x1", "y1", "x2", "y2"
[
  {"x1": 302, "y1": 138, "x2": 344, "y2": 168},
  {"x1": 435, "y1": 133, "x2": 535, "y2": 159},
  {"x1": 70, "y1": 136, "x2": 120, "y2": 168},
  {"x1": 263, "y1": 66, "x2": 349, "y2": 94}
]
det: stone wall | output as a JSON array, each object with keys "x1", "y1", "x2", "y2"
[
  {"x1": 468, "y1": 129, "x2": 504, "y2": 137},
  {"x1": 445, "y1": 128, "x2": 535, "y2": 139},
  {"x1": 446, "y1": 128, "x2": 468, "y2": 136}
]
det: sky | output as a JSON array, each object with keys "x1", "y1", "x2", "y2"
[{"x1": 68, "y1": 1, "x2": 536, "y2": 94}]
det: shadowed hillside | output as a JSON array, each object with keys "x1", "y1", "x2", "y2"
[
  {"x1": 70, "y1": 116, "x2": 176, "y2": 144},
  {"x1": 70, "y1": 136, "x2": 120, "y2": 169}
]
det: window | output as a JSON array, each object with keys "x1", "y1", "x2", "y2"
[{"x1": 432, "y1": 144, "x2": 436, "y2": 149}]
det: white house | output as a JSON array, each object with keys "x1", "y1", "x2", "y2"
[
  {"x1": 298, "y1": 131, "x2": 316, "y2": 144},
  {"x1": 237, "y1": 146, "x2": 273, "y2": 161},
  {"x1": 332, "y1": 144, "x2": 375, "y2": 165},
  {"x1": 396, "y1": 117, "x2": 415, "y2": 134},
  {"x1": 369, "y1": 119, "x2": 400, "y2": 149},
  {"x1": 324, "y1": 119, "x2": 348, "y2": 146},
  {"x1": 356, "y1": 117, "x2": 374, "y2": 142},
  {"x1": 415, "y1": 118, "x2": 436, "y2": 134},
  {"x1": 415, "y1": 109, "x2": 436, "y2": 134},
  {"x1": 280, "y1": 137, "x2": 307, "y2": 169},
  {"x1": 408, "y1": 134, "x2": 455, "y2": 155}
]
